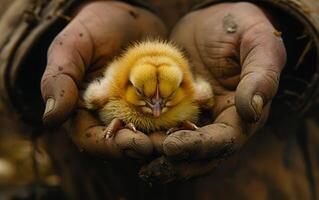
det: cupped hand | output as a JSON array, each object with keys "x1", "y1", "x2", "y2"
[
  {"x1": 40, "y1": 1, "x2": 166, "y2": 159},
  {"x1": 141, "y1": 2, "x2": 286, "y2": 183}
]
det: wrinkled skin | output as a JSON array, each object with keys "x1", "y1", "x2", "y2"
[
  {"x1": 140, "y1": 3, "x2": 286, "y2": 182},
  {"x1": 153, "y1": 1, "x2": 286, "y2": 168},
  {"x1": 40, "y1": 1, "x2": 286, "y2": 181},
  {"x1": 41, "y1": 1, "x2": 166, "y2": 158}
]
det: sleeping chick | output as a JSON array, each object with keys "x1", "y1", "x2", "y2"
[{"x1": 83, "y1": 40, "x2": 214, "y2": 138}]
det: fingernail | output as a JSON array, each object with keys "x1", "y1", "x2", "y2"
[
  {"x1": 252, "y1": 95, "x2": 263, "y2": 122},
  {"x1": 44, "y1": 98, "x2": 55, "y2": 116}
]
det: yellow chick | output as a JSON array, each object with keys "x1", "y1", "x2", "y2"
[{"x1": 83, "y1": 40, "x2": 214, "y2": 138}]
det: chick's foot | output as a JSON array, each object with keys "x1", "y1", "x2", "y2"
[
  {"x1": 104, "y1": 119, "x2": 137, "y2": 139},
  {"x1": 166, "y1": 121, "x2": 199, "y2": 135},
  {"x1": 125, "y1": 123, "x2": 137, "y2": 132},
  {"x1": 104, "y1": 118, "x2": 122, "y2": 139}
]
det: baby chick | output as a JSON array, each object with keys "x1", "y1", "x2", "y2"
[{"x1": 83, "y1": 40, "x2": 214, "y2": 138}]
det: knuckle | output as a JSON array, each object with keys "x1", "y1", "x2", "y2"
[
  {"x1": 241, "y1": 68, "x2": 280, "y2": 100},
  {"x1": 41, "y1": 69, "x2": 55, "y2": 91},
  {"x1": 198, "y1": 38, "x2": 240, "y2": 74},
  {"x1": 48, "y1": 34, "x2": 66, "y2": 54},
  {"x1": 242, "y1": 21, "x2": 273, "y2": 44},
  {"x1": 242, "y1": 28, "x2": 266, "y2": 49},
  {"x1": 261, "y1": 70, "x2": 280, "y2": 96},
  {"x1": 163, "y1": 141, "x2": 182, "y2": 157},
  {"x1": 83, "y1": 1, "x2": 138, "y2": 22},
  {"x1": 233, "y1": 2, "x2": 260, "y2": 10},
  {"x1": 202, "y1": 40, "x2": 237, "y2": 58}
]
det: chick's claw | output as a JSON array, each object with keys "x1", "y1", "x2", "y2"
[
  {"x1": 103, "y1": 119, "x2": 138, "y2": 139},
  {"x1": 103, "y1": 118, "x2": 122, "y2": 139},
  {"x1": 125, "y1": 123, "x2": 137, "y2": 133},
  {"x1": 166, "y1": 127, "x2": 180, "y2": 135},
  {"x1": 166, "y1": 121, "x2": 199, "y2": 135},
  {"x1": 183, "y1": 121, "x2": 199, "y2": 130}
]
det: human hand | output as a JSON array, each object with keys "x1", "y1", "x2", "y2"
[
  {"x1": 40, "y1": 1, "x2": 166, "y2": 159},
  {"x1": 140, "y1": 2, "x2": 286, "y2": 183}
]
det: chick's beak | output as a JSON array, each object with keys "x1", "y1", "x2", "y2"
[
  {"x1": 152, "y1": 101, "x2": 161, "y2": 118},
  {"x1": 150, "y1": 84, "x2": 162, "y2": 118}
]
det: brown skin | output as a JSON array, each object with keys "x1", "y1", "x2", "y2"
[
  {"x1": 41, "y1": 2, "x2": 286, "y2": 182},
  {"x1": 41, "y1": 1, "x2": 166, "y2": 158},
  {"x1": 162, "y1": 2, "x2": 287, "y2": 158},
  {"x1": 142, "y1": 2, "x2": 286, "y2": 183}
]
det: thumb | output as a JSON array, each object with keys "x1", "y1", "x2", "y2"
[
  {"x1": 41, "y1": 72, "x2": 79, "y2": 127},
  {"x1": 41, "y1": 19, "x2": 93, "y2": 126},
  {"x1": 235, "y1": 23, "x2": 286, "y2": 122}
]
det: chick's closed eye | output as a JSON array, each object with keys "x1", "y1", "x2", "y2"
[{"x1": 125, "y1": 85, "x2": 145, "y2": 106}]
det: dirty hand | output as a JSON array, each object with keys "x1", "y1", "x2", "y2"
[
  {"x1": 40, "y1": 1, "x2": 166, "y2": 159},
  {"x1": 140, "y1": 2, "x2": 286, "y2": 183}
]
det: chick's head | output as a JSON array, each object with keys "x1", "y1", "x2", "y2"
[{"x1": 125, "y1": 56, "x2": 194, "y2": 118}]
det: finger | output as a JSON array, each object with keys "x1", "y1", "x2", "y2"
[
  {"x1": 143, "y1": 105, "x2": 270, "y2": 183},
  {"x1": 139, "y1": 156, "x2": 224, "y2": 184},
  {"x1": 68, "y1": 109, "x2": 153, "y2": 159},
  {"x1": 148, "y1": 132, "x2": 167, "y2": 155},
  {"x1": 163, "y1": 105, "x2": 269, "y2": 160},
  {"x1": 236, "y1": 21, "x2": 286, "y2": 122},
  {"x1": 41, "y1": 2, "x2": 166, "y2": 127},
  {"x1": 41, "y1": 17, "x2": 94, "y2": 126}
]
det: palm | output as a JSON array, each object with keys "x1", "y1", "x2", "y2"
[
  {"x1": 41, "y1": 1, "x2": 166, "y2": 159},
  {"x1": 139, "y1": 3, "x2": 286, "y2": 184},
  {"x1": 159, "y1": 2, "x2": 286, "y2": 161}
]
